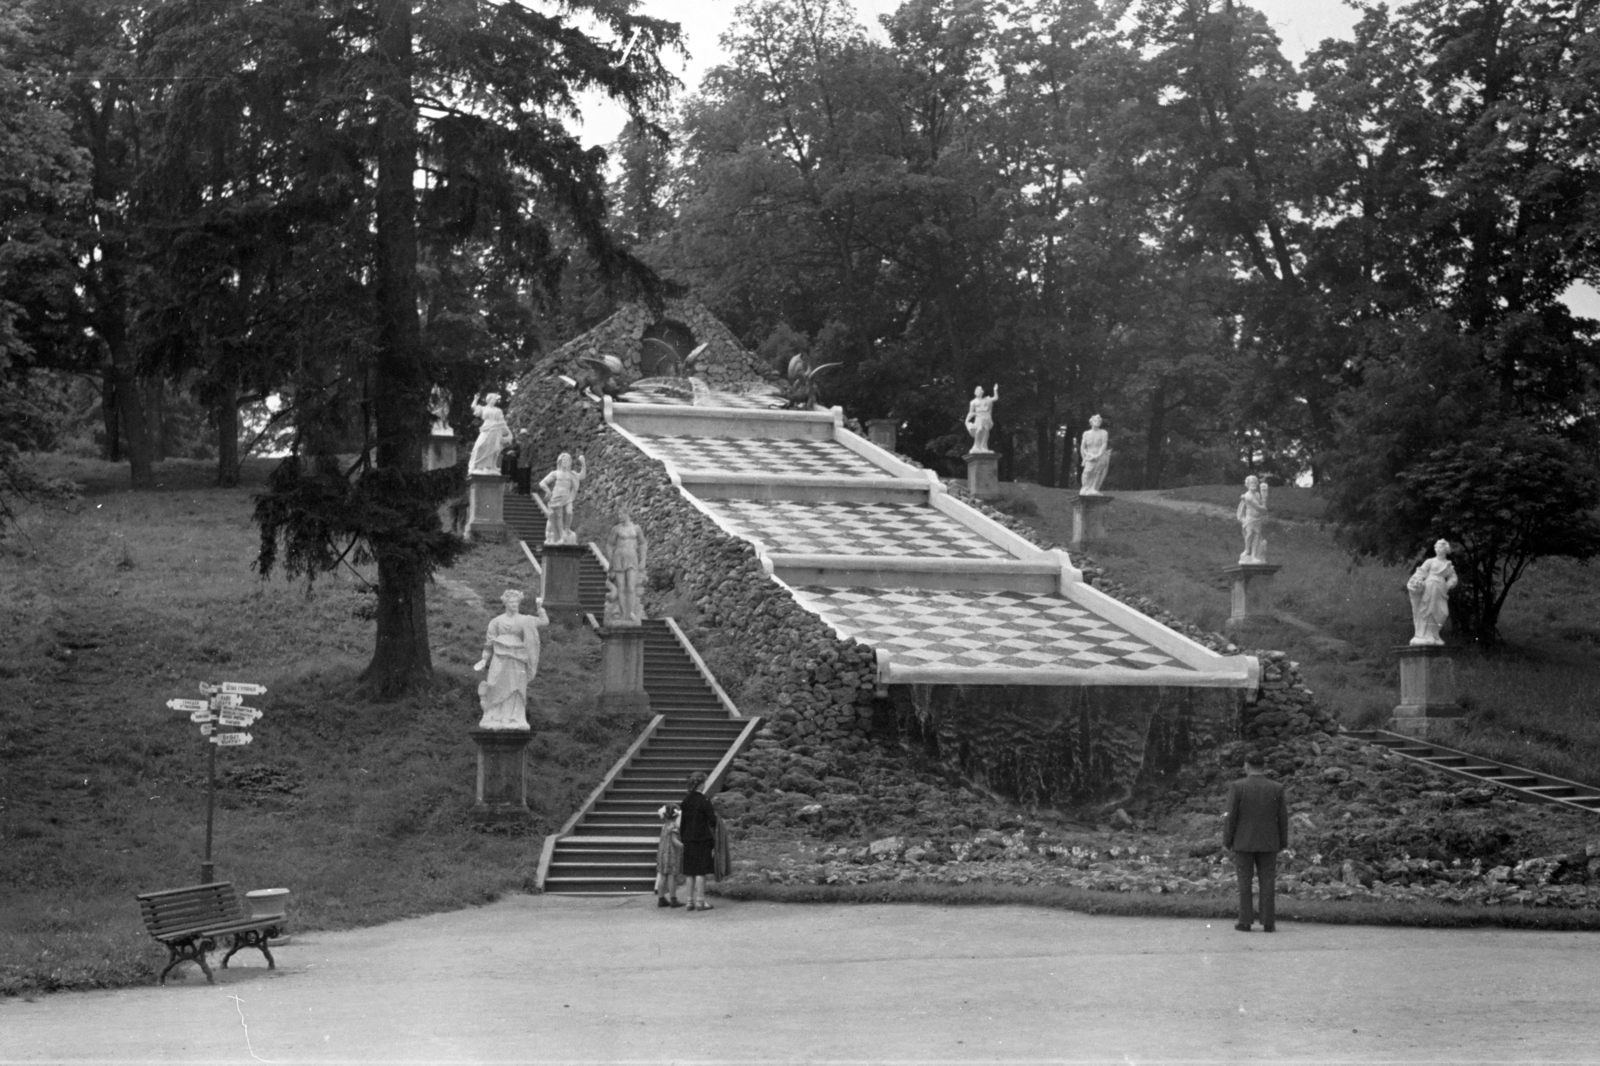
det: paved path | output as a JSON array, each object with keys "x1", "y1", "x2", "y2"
[{"x1": 3, "y1": 896, "x2": 1596, "y2": 1064}]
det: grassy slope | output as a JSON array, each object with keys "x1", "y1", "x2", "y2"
[
  {"x1": 1009, "y1": 482, "x2": 1600, "y2": 785},
  {"x1": 0, "y1": 457, "x2": 647, "y2": 995}
]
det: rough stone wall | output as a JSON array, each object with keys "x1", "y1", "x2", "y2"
[
  {"x1": 891, "y1": 683, "x2": 1239, "y2": 808},
  {"x1": 507, "y1": 379, "x2": 882, "y2": 760},
  {"x1": 536, "y1": 297, "x2": 775, "y2": 387}
]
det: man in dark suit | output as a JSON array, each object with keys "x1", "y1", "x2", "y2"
[{"x1": 1224, "y1": 751, "x2": 1290, "y2": 932}]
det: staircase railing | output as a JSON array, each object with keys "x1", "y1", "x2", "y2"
[
  {"x1": 536, "y1": 714, "x2": 667, "y2": 890},
  {"x1": 662, "y1": 616, "x2": 741, "y2": 718},
  {"x1": 706, "y1": 717, "x2": 764, "y2": 798}
]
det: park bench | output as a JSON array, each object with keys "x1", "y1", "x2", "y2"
[{"x1": 135, "y1": 882, "x2": 284, "y2": 985}]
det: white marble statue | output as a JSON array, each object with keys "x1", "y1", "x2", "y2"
[
  {"x1": 1406, "y1": 538, "x2": 1458, "y2": 646},
  {"x1": 964, "y1": 385, "x2": 998, "y2": 453},
  {"x1": 1079, "y1": 414, "x2": 1110, "y2": 494},
  {"x1": 538, "y1": 452, "x2": 587, "y2": 546},
  {"x1": 1237, "y1": 475, "x2": 1271, "y2": 564},
  {"x1": 603, "y1": 509, "x2": 649, "y2": 626},
  {"x1": 467, "y1": 393, "x2": 514, "y2": 474},
  {"x1": 472, "y1": 590, "x2": 549, "y2": 730}
]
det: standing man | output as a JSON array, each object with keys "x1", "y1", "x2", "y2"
[{"x1": 1224, "y1": 751, "x2": 1289, "y2": 932}]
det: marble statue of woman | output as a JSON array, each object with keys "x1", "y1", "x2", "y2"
[
  {"x1": 472, "y1": 590, "x2": 549, "y2": 729},
  {"x1": 467, "y1": 393, "x2": 514, "y2": 474},
  {"x1": 1406, "y1": 538, "x2": 1458, "y2": 645},
  {"x1": 538, "y1": 452, "x2": 587, "y2": 545},
  {"x1": 603, "y1": 509, "x2": 649, "y2": 626},
  {"x1": 1236, "y1": 475, "x2": 1270, "y2": 563},
  {"x1": 1079, "y1": 414, "x2": 1110, "y2": 495},
  {"x1": 965, "y1": 385, "x2": 998, "y2": 453}
]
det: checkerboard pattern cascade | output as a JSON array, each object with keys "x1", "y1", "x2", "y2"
[
  {"x1": 633, "y1": 435, "x2": 888, "y2": 478},
  {"x1": 790, "y1": 587, "x2": 1193, "y2": 673},
  {"x1": 704, "y1": 500, "x2": 1013, "y2": 559}
]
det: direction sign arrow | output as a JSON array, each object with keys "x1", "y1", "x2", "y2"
[
  {"x1": 198, "y1": 682, "x2": 220, "y2": 694},
  {"x1": 210, "y1": 693, "x2": 244, "y2": 708},
  {"x1": 220, "y1": 682, "x2": 267, "y2": 696},
  {"x1": 217, "y1": 709, "x2": 256, "y2": 727},
  {"x1": 167, "y1": 698, "x2": 210, "y2": 713},
  {"x1": 210, "y1": 732, "x2": 253, "y2": 746},
  {"x1": 189, "y1": 710, "x2": 217, "y2": 724},
  {"x1": 198, "y1": 723, "x2": 214, "y2": 736}
]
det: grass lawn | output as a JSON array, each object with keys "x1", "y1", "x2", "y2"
[
  {"x1": 0, "y1": 457, "x2": 645, "y2": 996},
  {"x1": 1011, "y1": 482, "x2": 1600, "y2": 786}
]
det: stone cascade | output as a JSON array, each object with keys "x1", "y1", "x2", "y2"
[{"x1": 606, "y1": 397, "x2": 1259, "y2": 692}]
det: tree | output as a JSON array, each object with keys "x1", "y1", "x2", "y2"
[
  {"x1": 0, "y1": 1, "x2": 88, "y2": 530},
  {"x1": 142, "y1": 0, "x2": 679, "y2": 695},
  {"x1": 1398, "y1": 427, "x2": 1600, "y2": 643}
]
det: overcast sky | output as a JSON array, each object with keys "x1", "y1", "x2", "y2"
[
  {"x1": 575, "y1": 0, "x2": 1363, "y2": 145},
  {"x1": 574, "y1": 0, "x2": 1600, "y2": 317}
]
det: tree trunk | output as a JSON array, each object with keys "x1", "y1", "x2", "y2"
[
  {"x1": 143, "y1": 376, "x2": 166, "y2": 461},
  {"x1": 1034, "y1": 415, "x2": 1055, "y2": 487},
  {"x1": 1144, "y1": 385, "x2": 1167, "y2": 490},
  {"x1": 359, "y1": 0, "x2": 434, "y2": 697},
  {"x1": 216, "y1": 375, "x2": 240, "y2": 487},
  {"x1": 101, "y1": 367, "x2": 122, "y2": 462},
  {"x1": 103, "y1": 306, "x2": 155, "y2": 488}
]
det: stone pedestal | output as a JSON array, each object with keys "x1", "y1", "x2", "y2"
[
  {"x1": 597, "y1": 624, "x2": 651, "y2": 715},
  {"x1": 469, "y1": 727, "x2": 533, "y2": 824},
  {"x1": 965, "y1": 450, "x2": 999, "y2": 499},
  {"x1": 465, "y1": 473, "x2": 510, "y2": 542},
  {"x1": 1070, "y1": 493, "x2": 1114, "y2": 547},
  {"x1": 867, "y1": 419, "x2": 899, "y2": 453},
  {"x1": 1222, "y1": 563, "x2": 1281, "y2": 628},
  {"x1": 541, "y1": 543, "x2": 588, "y2": 623},
  {"x1": 424, "y1": 430, "x2": 458, "y2": 472},
  {"x1": 1390, "y1": 645, "x2": 1461, "y2": 737}
]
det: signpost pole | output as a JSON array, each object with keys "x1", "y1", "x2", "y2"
[{"x1": 202, "y1": 736, "x2": 216, "y2": 884}]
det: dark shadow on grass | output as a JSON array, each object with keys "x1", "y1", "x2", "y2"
[{"x1": 709, "y1": 881, "x2": 1600, "y2": 931}]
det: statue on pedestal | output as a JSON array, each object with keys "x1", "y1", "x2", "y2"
[
  {"x1": 467, "y1": 393, "x2": 515, "y2": 474},
  {"x1": 473, "y1": 590, "x2": 550, "y2": 729},
  {"x1": 604, "y1": 509, "x2": 649, "y2": 626},
  {"x1": 965, "y1": 385, "x2": 998, "y2": 453},
  {"x1": 538, "y1": 452, "x2": 587, "y2": 545},
  {"x1": 1406, "y1": 539, "x2": 1458, "y2": 645},
  {"x1": 1079, "y1": 414, "x2": 1110, "y2": 494},
  {"x1": 1237, "y1": 475, "x2": 1271, "y2": 563}
]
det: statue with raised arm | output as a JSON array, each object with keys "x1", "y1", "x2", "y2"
[
  {"x1": 603, "y1": 509, "x2": 649, "y2": 626},
  {"x1": 467, "y1": 393, "x2": 515, "y2": 474},
  {"x1": 1406, "y1": 538, "x2": 1459, "y2": 645},
  {"x1": 965, "y1": 385, "x2": 999, "y2": 453},
  {"x1": 472, "y1": 590, "x2": 550, "y2": 729},
  {"x1": 1079, "y1": 414, "x2": 1110, "y2": 495},
  {"x1": 538, "y1": 452, "x2": 587, "y2": 546},
  {"x1": 1237, "y1": 475, "x2": 1271, "y2": 564}
]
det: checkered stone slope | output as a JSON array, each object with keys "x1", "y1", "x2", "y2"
[
  {"x1": 704, "y1": 500, "x2": 1013, "y2": 559},
  {"x1": 790, "y1": 587, "x2": 1193, "y2": 673},
  {"x1": 633, "y1": 435, "x2": 888, "y2": 478}
]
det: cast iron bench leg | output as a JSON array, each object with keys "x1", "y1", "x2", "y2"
[
  {"x1": 220, "y1": 928, "x2": 276, "y2": 971},
  {"x1": 160, "y1": 937, "x2": 215, "y2": 985}
]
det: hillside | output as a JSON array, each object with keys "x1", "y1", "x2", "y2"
[
  {"x1": 1006, "y1": 483, "x2": 1600, "y2": 787},
  {"x1": 0, "y1": 457, "x2": 647, "y2": 995}
]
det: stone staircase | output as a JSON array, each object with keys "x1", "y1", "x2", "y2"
[
  {"x1": 577, "y1": 551, "x2": 607, "y2": 615},
  {"x1": 538, "y1": 620, "x2": 759, "y2": 893},
  {"x1": 1352, "y1": 729, "x2": 1600, "y2": 814},
  {"x1": 502, "y1": 494, "x2": 547, "y2": 551}
]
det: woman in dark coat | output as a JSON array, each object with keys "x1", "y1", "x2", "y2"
[{"x1": 679, "y1": 771, "x2": 717, "y2": 911}]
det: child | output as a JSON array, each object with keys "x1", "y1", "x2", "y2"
[{"x1": 655, "y1": 803, "x2": 683, "y2": 908}]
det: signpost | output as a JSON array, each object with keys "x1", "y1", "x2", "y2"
[{"x1": 169, "y1": 680, "x2": 268, "y2": 883}]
